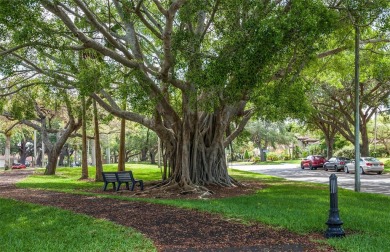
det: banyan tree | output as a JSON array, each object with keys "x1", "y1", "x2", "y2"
[{"x1": 1, "y1": 0, "x2": 337, "y2": 188}]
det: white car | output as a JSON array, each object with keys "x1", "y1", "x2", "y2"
[{"x1": 344, "y1": 157, "x2": 384, "y2": 175}]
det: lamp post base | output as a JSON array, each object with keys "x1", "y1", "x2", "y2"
[{"x1": 325, "y1": 225, "x2": 345, "y2": 238}]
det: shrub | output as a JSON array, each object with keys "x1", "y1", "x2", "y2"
[
  {"x1": 369, "y1": 146, "x2": 389, "y2": 158},
  {"x1": 293, "y1": 146, "x2": 302, "y2": 159},
  {"x1": 244, "y1": 150, "x2": 250, "y2": 160},
  {"x1": 267, "y1": 152, "x2": 279, "y2": 161},
  {"x1": 281, "y1": 154, "x2": 291, "y2": 161},
  {"x1": 385, "y1": 160, "x2": 390, "y2": 168},
  {"x1": 334, "y1": 146, "x2": 355, "y2": 158}
]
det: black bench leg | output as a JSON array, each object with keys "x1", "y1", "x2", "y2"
[
  {"x1": 103, "y1": 182, "x2": 116, "y2": 191},
  {"x1": 125, "y1": 182, "x2": 130, "y2": 190},
  {"x1": 130, "y1": 181, "x2": 144, "y2": 191},
  {"x1": 116, "y1": 182, "x2": 121, "y2": 191}
]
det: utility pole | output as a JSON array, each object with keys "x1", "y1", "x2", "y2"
[
  {"x1": 354, "y1": 24, "x2": 361, "y2": 192},
  {"x1": 374, "y1": 109, "x2": 377, "y2": 156}
]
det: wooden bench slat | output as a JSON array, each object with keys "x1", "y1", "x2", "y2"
[
  {"x1": 102, "y1": 172, "x2": 118, "y2": 191},
  {"x1": 115, "y1": 171, "x2": 144, "y2": 191}
]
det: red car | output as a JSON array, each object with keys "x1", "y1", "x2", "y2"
[
  {"x1": 12, "y1": 163, "x2": 27, "y2": 169},
  {"x1": 300, "y1": 155, "x2": 326, "y2": 170}
]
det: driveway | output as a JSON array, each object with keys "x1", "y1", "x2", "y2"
[{"x1": 230, "y1": 163, "x2": 390, "y2": 196}]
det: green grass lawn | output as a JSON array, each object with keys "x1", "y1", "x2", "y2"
[
  {"x1": 17, "y1": 164, "x2": 162, "y2": 191},
  {"x1": 0, "y1": 198, "x2": 155, "y2": 252},
  {"x1": 10, "y1": 163, "x2": 390, "y2": 251}
]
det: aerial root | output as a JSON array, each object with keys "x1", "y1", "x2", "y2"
[
  {"x1": 229, "y1": 176, "x2": 244, "y2": 186},
  {"x1": 140, "y1": 177, "x2": 246, "y2": 199}
]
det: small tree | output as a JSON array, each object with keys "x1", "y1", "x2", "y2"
[{"x1": 244, "y1": 150, "x2": 250, "y2": 161}]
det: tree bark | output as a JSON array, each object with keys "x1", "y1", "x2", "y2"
[
  {"x1": 118, "y1": 100, "x2": 126, "y2": 171},
  {"x1": 160, "y1": 111, "x2": 234, "y2": 187},
  {"x1": 36, "y1": 150, "x2": 42, "y2": 167},
  {"x1": 360, "y1": 124, "x2": 370, "y2": 156},
  {"x1": 93, "y1": 100, "x2": 103, "y2": 181},
  {"x1": 140, "y1": 147, "x2": 148, "y2": 162},
  {"x1": 118, "y1": 117, "x2": 126, "y2": 171},
  {"x1": 149, "y1": 150, "x2": 156, "y2": 164},
  {"x1": 80, "y1": 95, "x2": 89, "y2": 179},
  {"x1": 46, "y1": 148, "x2": 60, "y2": 173},
  {"x1": 17, "y1": 139, "x2": 29, "y2": 165},
  {"x1": 4, "y1": 134, "x2": 11, "y2": 170}
]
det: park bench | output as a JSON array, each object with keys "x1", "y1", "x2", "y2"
[
  {"x1": 102, "y1": 171, "x2": 144, "y2": 191},
  {"x1": 102, "y1": 172, "x2": 118, "y2": 191},
  {"x1": 115, "y1": 171, "x2": 144, "y2": 191}
]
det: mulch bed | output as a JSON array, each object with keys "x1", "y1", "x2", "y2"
[{"x1": 0, "y1": 169, "x2": 334, "y2": 252}]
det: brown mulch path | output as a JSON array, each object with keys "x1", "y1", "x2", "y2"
[{"x1": 0, "y1": 169, "x2": 334, "y2": 252}]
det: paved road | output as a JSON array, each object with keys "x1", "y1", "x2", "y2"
[{"x1": 230, "y1": 163, "x2": 390, "y2": 196}]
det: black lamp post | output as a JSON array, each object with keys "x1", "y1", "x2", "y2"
[{"x1": 325, "y1": 174, "x2": 345, "y2": 238}]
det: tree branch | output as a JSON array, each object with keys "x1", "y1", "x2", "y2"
[
  {"x1": 224, "y1": 109, "x2": 254, "y2": 147},
  {"x1": 73, "y1": 0, "x2": 135, "y2": 61},
  {"x1": 41, "y1": 0, "x2": 139, "y2": 69}
]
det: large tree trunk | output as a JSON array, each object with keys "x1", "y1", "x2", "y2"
[
  {"x1": 360, "y1": 124, "x2": 370, "y2": 156},
  {"x1": 36, "y1": 150, "x2": 42, "y2": 167},
  {"x1": 118, "y1": 117, "x2": 126, "y2": 171},
  {"x1": 326, "y1": 138, "x2": 334, "y2": 159},
  {"x1": 93, "y1": 100, "x2": 103, "y2": 182},
  {"x1": 18, "y1": 140, "x2": 29, "y2": 165},
  {"x1": 117, "y1": 99, "x2": 127, "y2": 171},
  {"x1": 149, "y1": 150, "x2": 156, "y2": 164},
  {"x1": 94, "y1": 91, "x2": 252, "y2": 189},
  {"x1": 46, "y1": 148, "x2": 59, "y2": 173},
  {"x1": 323, "y1": 130, "x2": 336, "y2": 159},
  {"x1": 162, "y1": 112, "x2": 234, "y2": 188},
  {"x1": 140, "y1": 147, "x2": 148, "y2": 162},
  {"x1": 80, "y1": 95, "x2": 89, "y2": 179},
  {"x1": 4, "y1": 134, "x2": 11, "y2": 170}
]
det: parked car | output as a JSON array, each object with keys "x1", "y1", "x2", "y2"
[
  {"x1": 300, "y1": 155, "x2": 326, "y2": 170},
  {"x1": 344, "y1": 157, "x2": 384, "y2": 174},
  {"x1": 12, "y1": 163, "x2": 27, "y2": 169},
  {"x1": 324, "y1": 157, "x2": 351, "y2": 172}
]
